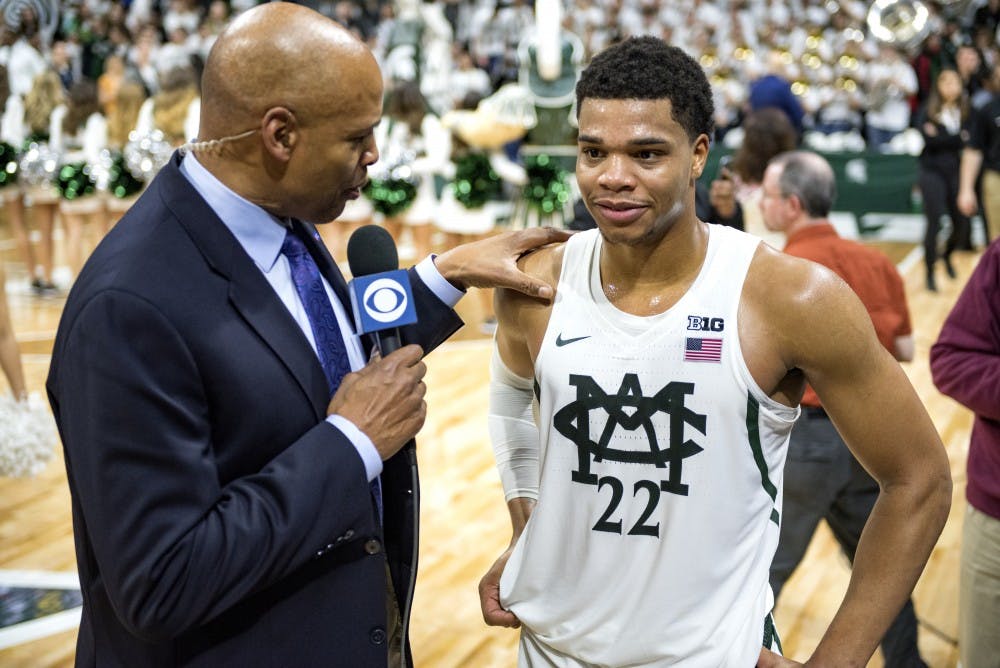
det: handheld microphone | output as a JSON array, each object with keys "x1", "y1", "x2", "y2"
[
  {"x1": 347, "y1": 225, "x2": 422, "y2": 461},
  {"x1": 346, "y1": 225, "x2": 417, "y2": 355}
]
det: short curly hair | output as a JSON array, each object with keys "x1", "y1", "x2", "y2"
[{"x1": 575, "y1": 37, "x2": 714, "y2": 142}]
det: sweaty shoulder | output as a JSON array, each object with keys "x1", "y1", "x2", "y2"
[
  {"x1": 516, "y1": 239, "x2": 567, "y2": 291},
  {"x1": 495, "y1": 238, "x2": 568, "y2": 316},
  {"x1": 744, "y1": 242, "x2": 848, "y2": 307}
]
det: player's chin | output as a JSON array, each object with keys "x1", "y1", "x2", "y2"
[{"x1": 597, "y1": 223, "x2": 652, "y2": 247}]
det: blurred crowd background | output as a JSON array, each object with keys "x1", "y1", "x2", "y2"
[
  {"x1": 2, "y1": 0, "x2": 994, "y2": 148},
  {"x1": 0, "y1": 0, "x2": 996, "y2": 301}
]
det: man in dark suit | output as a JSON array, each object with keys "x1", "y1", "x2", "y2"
[{"x1": 46, "y1": 4, "x2": 567, "y2": 666}]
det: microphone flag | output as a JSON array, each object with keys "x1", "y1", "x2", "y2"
[{"x1": 349, "y1": 270, "x2": 417, "y2": 336}]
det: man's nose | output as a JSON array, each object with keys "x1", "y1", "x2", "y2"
[
  {"x1": 363, "y1": 137, "x2": 379, "y2": 167},
  {"x1": 597, "y1": 154, "x2": 636, "y2": 190}
]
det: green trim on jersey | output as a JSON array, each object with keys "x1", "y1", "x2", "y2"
[
  {"x1": 763, "y1": 612, "x2": 783, "y2": 653},
  {"x1": 746, "y1": 394, "x2": 780, "y2": 525}
]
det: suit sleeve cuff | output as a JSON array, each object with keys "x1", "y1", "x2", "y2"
[
  {"x1": 416, "y1": 255, "x2": 465, "y2": 308},
  {"x1": 326, "y1": 415, "x2": 383, "y2": 481}
]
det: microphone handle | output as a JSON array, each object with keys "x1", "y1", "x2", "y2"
[
  {"x1": 376, "y1": 328, "x2": 403, "y2": 356},
  {"x1": 374, "y1": 328, "x2": 415, "y2": 454}
]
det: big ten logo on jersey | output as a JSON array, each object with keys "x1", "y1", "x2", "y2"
[
  {"x1": 552, "y1": 373, "x2": 706, "y2": 539},
  {"x1": 687, "y1": 315, "x2": 724, "y2": 332}
]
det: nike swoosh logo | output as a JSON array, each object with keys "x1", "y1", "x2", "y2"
[{"x1": 556, "y1": 333, "x2": 591, "y2": 347}]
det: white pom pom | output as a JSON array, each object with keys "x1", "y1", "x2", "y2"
[
  {"x1": 0, "y1": 393, "x2": 58, "y2": 478},
  {"x1": 124, "y1": 130, "x2": 173, "y2": 182}
]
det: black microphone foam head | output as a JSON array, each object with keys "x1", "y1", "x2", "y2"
[{"x1": 347, "y1": 224, "x2": 399, "y2": 277}]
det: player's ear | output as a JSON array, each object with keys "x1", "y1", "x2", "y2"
[{"x1": 691, "y1": 133, "x2": 710, "y2": 180}]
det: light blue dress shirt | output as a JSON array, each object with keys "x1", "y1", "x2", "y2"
[{"x1": 179, "y1": 152, "x2": 463, "y2": 481}]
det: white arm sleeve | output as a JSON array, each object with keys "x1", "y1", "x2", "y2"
[{"x1": 488, "y1": 343, "x2": 540, "y2": 502}]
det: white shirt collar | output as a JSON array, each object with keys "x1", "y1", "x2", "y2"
[{"x1": 178, "y1": 151, "x2": 288, "y2": 272}]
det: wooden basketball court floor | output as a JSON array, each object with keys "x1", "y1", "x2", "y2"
[{"x1": 0, "y1": 213, "x2": 978, "y2": 667}]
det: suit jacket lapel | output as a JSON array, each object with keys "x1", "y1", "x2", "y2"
[{"x1": 157, "y1": 154, "x2": 330, "y2": 418}]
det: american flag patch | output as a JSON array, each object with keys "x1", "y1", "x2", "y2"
[{"x1": 684, "y1": 337, "x2": 723, "y2": 363}]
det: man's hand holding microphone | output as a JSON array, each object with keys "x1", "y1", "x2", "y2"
[
  {"x1": 328, "y1": 345, "x2": 427, "y2": 462},
  {"x1": 320, "y1": 225, "x2": 426, "y2": 461}
]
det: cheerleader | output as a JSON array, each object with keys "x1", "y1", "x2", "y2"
[
  {"x1": 18, "y1": 69, "x2": 63, "y2": 295},
  {"x1": 0, "y1": 241, "x2": 55, "y2": 479},
  {"x1": 50, "y1": 78, "x2": 108, "y2": 280},
  {"x1": 371, "y1": 81, "x2": 450, "y2": 260},
  {"x1": 133, "y1": 63, "x2": 200, "y2": 148},
  {"x1": 437, "y1": 90, "x2": 530, "y2": 333},
  {"x1": 0, "y1": 63, "x2": 31, "y2": 287},
  {"x1": 103, "y1": 80, "x2": 148, "y2": 230},
  {"x1": 107, "y1": 81, "x2": 148, "y2": 152},
  {"x1": 108, "y1": 65, "x2": 193, "y2": 232},
  {"x1": 97, "y1": 54, "x2": 127, "y2": 119},
  {"x1": 0, "y1": 66, "x2": 28, "y2": 398},
  {"x1": 0, "y1": 71, "x2": 56, "y2": 478}
]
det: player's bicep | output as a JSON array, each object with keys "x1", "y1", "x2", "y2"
[
  {"x1": 792, "y1": 279, "x2": 941, "y2": 485},
  {"x1": 495, "y1": 292, "x2": 535, "y2": 379},
  {"x1": 494, "y1": 245, "x2": 561, "y2": 378},
  {"x1": 792, "y1": 274, "x2": 886, "y2": 399}
]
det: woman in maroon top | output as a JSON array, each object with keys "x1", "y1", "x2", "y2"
[{"x1": 931, "y1": 238, "x2": 1000, "y2": 667}]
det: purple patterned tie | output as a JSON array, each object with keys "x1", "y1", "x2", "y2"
[
  {"x1": 281, "y1": 231, "x2": 352, "y2": 392},
  {"x1": 281, "y1": 229, "x2": 382, "y2": 518}
]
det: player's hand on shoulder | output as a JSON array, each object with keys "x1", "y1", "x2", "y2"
[
  {"x1": 478, "y1": 545, "x2": 521, "y2": 628},
  {"x1": 499, "y1": 236, "x2": 565, "y2": 302},
  {"x1": 435, "y1": 227, "x2": 572, "y2": 301},
  {"x1": 328, "y1": 344, "x2": 427, "y2": 460}
]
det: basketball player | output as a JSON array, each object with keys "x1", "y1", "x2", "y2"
[{"x1": 480, "y1": 37, "x2": 951, "y2": 666}]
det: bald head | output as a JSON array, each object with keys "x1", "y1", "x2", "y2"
[
  {"x1": 199, "y1": 2, "x2": 378, "y2": 139},
  {"x1": 193, "y1": 2, "x2": 384, "y2": 224},
  {"x1": 768, "y1": 150, "x2": 836, "y2": 219}
]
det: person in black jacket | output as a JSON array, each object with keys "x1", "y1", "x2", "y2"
[{"x1": 917, "y1": 68, "x2": 971, "y2": 291}]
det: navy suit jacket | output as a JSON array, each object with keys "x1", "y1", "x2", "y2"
[{"x1": 47, "y1": 153, "x2": 463, "y2": 666}]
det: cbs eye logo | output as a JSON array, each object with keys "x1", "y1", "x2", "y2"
[{"x1": 362, "y1": 278, "x2": 408, "y2": 323}]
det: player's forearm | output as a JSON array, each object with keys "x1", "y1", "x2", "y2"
[
  {"x1": 507, "y1": 497, "x2": 537, "y2": 543},
  {"x1": 807, "y1": 471, "x2": 951, "y2": 667}
]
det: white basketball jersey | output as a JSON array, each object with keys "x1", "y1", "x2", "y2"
[{"x1": 499, "y1": 225, "x2": 799, "y2": 667}]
